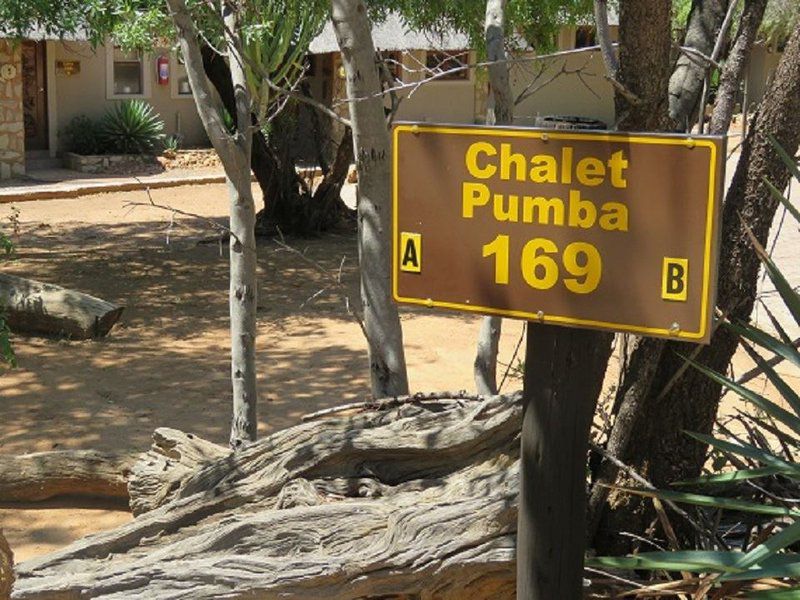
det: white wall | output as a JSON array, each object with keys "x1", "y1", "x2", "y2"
[
  {"x1": 511, "y1": 50, "x2": 615, "y2": 128},
  {"x1": 392, "y1": 50, "x2": 477, "y2": 125},
  {"x1": 49, "y1": 41, "x2": 208, "y2": 153}
]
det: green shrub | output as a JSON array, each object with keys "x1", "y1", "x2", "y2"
[
  {"x1": 63, "y1": 115, "x2": 103, "y2": 155},
  {"x1": 162, "y1": 133, "x2": 181, "y2": 154},
  {"x1": 99, "y1": 100, "x2": 165, "y2": 154},
  {"x1": 588, "y1": 137, "x2": 800, "y2": 598}
]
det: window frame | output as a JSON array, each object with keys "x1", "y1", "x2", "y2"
[
  {"x1": 425, "y1": 50, "x2": 471, "y2": 82},
  {"x1": 170, "y1": 51, "x2": 193, "y2": 100},
  {"x1": 106, "y1": 45, "x2": 151, "y2": 100}
]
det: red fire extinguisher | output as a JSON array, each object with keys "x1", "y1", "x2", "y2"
[{"x1": 157, "y1": 55, "x2": 169, "y2": 85}]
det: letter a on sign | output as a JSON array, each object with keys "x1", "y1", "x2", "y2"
[
  {"x1": 662, "y1": 257, "x2": 689, "y2": 302},
  {"x1": 400, "y1": 232, "x2": 422, "y2": 273}
]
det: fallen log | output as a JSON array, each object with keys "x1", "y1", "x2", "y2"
[
  {"x1": 0, "y1": 274, "x2": 123, "y2": 339},
  {"x1": 128, "y1": 428, "x2": 229, "y2": 516},
  {"x1": 0, "y1": 450, "x2": 136, "y2": 503},
  {"x1": 14, "y1": 393, "x2": 522, "y2": 599}
]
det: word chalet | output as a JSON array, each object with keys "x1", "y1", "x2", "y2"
[{"x1": 461, "y1": 141, "x2": 630, "y2": 232}]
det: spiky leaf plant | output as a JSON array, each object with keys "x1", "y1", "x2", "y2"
[
  {"x1": 99, "y1": 99, "x2": 164, "y2": 154},
  {"x1": 589, "y1": 138, "x2": 800, "y2": 598}
]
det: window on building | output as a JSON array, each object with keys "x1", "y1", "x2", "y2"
[
  {"x1": 379, "y1": 51, "x2": 403, "y2": 82},
  {"x1": 112, "y1": 48, "x2": 144, "y2": 95},
  {"x1": 575, "y1": 26, "x2": 597, "y2": 49},
  {"x1": 172, "y1": 52, "x2": 192, "y2": 98},
  {"x1": 425, "y1": 50, "x2": 469, "y2": 81}
]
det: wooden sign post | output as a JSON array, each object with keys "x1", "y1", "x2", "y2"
[{"x1": 392, "y1": 123, "x2": 725, "y2": 598}]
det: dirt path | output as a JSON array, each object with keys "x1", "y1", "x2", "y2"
[{"x1": 0, "y1": 183, "x2": 529, "y2": 561}]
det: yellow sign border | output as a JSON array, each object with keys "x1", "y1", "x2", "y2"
[{"x1": 392, "y1": 123, "x2": 720, "y2": 341}]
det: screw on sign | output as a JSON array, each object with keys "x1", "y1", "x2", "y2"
[{"x1": 392, "y1": 122, "x2": 725, "y2": 599}]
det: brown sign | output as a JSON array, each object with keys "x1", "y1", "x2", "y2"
[
  {"x1": 392, "y1": 123, "x2": 725, "y2": 343},
  {"x1": 56, "y1": 60, "x2": 80, "y2": 76}
]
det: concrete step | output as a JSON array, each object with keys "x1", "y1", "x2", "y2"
[{"x1": 26, "y1": 156, "x2": 63, "y2": 171}]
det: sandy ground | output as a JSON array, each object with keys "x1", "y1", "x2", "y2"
[
  {"x1": 1, "y1": 153, "x2": 798, "y2": 564},
  {"x1": 0, "y1": 183, "x2": 533, "y2": 561}
]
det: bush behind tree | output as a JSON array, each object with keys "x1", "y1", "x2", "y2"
[{"x1": 99, "y1": 100, "x2": 165, "y2": 155}]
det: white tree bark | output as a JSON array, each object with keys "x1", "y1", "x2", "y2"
[
  {"x1": 331, "y1": 0, "x2": 409, "y2": 398},
  {"x1": 593, "y1": 0, "x2": 619, "y2": 78},
  {"x1": 474, "y1": 0, "x2": 512, "y2": 396},
  {"x1": 127, "y1": 428, "x2": 230, "y2": 515},
  {"x1": 13, "y1": 393, "x2": 522, "y2": 599},
  {"x1": 166, "y1": 0, "x2": 258, "y2": 446}
]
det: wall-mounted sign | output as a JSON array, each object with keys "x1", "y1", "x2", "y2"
[
  {"x1": 56, "y1": 60, "x2": 80, "y2": 76},
  {"x1": 392, "y1": 123, "x2": 725, "y2": 343}
]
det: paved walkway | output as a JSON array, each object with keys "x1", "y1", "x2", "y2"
[{"x1": 0, "y1": 168, "x2": 229, "y2": 203}]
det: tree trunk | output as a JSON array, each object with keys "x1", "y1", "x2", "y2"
[
  {"x1": 0, "y1": 450, "x2": 135, "y2": 503},
  {"x1": 615, "y1": 0, "x2": 674, "y2": 132},
  {"x1": 200, "y1": 46, "x2": 281, "y2": 212},
  {"x1": 475, "y1": 316, "x2": 502, "y2": 395},
  {"x1": 331, "y1": 0, "x2": 409, "y2": 398},
  {"x1": 226, "y1": 164, "x2": 258, "y2": 447},
  {"x1": 0, "y1": 274, "x2": 123, "y2": 340},
  {"x1": 0, "y1": 529, "x2": 12, "y2": 600},
  {"x1": 13, "y1": 393, "x2": 522, "y2": 599},
  {"x1": 669, "y1": 0, "x2": 729, "y2": 127},
  {"x1": 587, "y1": 0, "x2": 676, "y2": 551},
  {"x1": 709, "y1": 0, "x2": 768, "y2": 135},
  {"x1": 594, "y1": 20, "x2": 800, "y2": 554},
  {"x1": 127, "y1": 428, "x2": 230, "y2": 515},
  {"x1": 473, "y1": 0, "x2": 513, "y2": 397},
  {"x1": 202, "y1": 47, "x2": 353, "y2": 237},
  {"x1": 166, "y1": 0, "x2": 258, "y2": 447}
]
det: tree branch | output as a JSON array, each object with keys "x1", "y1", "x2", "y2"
[
  {"x1": 593, "y1": 0, "x2": 619, "y2": 77},
  {"x1": 165, "y1": 0, "x2": 231, "y2": 151}
]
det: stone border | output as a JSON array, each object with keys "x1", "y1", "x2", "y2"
[
  {"x1": 0, "y1": 172, "x2": 232, "y2": 203},
  {"x1": 63, "y1": 152, "x2": 159, "y2": 174}
]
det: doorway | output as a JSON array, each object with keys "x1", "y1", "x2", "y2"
[{"x1": 21, "y1": 41, "x2": 48, "y2": 152}]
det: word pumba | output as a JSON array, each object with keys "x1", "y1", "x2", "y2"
[{"x1": 462, "y1": 183, "x2": 629, "y2": 232}]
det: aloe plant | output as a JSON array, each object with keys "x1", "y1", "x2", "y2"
[
  {"x1": 589, "y1": 139, "x2": 800, "y2": 598},
  {"x1": 99, "y1": 99, "x2": 164, "y2": 154}
]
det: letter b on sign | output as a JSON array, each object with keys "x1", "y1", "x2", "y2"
[{"x1": 662, "y1": 258, "x2": 688, "y2": 302}]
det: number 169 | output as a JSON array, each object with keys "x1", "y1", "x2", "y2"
[{"x1": 482, "y1": 235, "x2": 602, "y2": 294}]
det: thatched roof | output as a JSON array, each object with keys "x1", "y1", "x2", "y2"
[{"x1": 309, "y1": 12, "x2": 470, "y2": 54}]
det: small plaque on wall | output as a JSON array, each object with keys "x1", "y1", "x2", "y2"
[{"x1": 56, "y1": 60, "x2": 80, "y2": 76}]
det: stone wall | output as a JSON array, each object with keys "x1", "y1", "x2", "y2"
[{"x1": 0, "y1": 41, "x2": 24, "y2": 179}]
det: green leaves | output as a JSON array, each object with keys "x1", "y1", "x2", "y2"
[
  {"x1": 608, "y1": 486, "x2": 799, "y2": 518},
  {"x1": 367, "y1": 0, "x2": 594, "y2": 54},
  {"x1": 588, "y1": 550, "x2": 800, "y2": 574},
  {"x1": 597, "y1": 139, "x2": 800, "y2": 596},
  {"x1": 99, "y1": 100, "x2": 165, "y2": 154}
]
